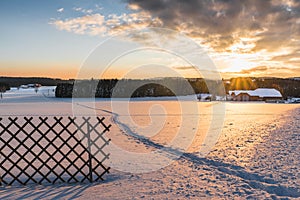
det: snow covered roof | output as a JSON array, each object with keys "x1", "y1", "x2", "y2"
[{"x1": 229, "y1": 88, "x2": 282, "y2": 98}]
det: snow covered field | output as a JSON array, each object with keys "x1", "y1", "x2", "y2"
[{"x1": 0, "y1": 87, "x2": 299, "y2": 199}]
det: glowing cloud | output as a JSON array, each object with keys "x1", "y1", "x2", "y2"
[
  {"x1": 57, "y1": 8, "x2": 64, "y2": 13},
  {"x1": 49, "y1": 0, "x2": 300, "y2": 78}
]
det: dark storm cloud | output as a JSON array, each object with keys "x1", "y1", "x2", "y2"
[{"x1": 126, "y1": 0, "x2": 300, "y2": 52}]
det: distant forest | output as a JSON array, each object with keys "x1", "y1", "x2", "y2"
[
  {"x1": 0, "y1": 82, "x2": 10, "y2": 92},
  {"x1": 225, "y1": 77, "x2": 300, "y2": 98},
  {"x1": 55, "y1": 78, "x2": 219, "y2": 98},
  {"x1": 56, "y1": 77, "x2": 300, "y2": 99},
  {"x1": 0, "y1": 77, "x2": 71, "y2": 87},
  {"x1": 0, "y1": 76, "x2": 299, "y2": 98}
]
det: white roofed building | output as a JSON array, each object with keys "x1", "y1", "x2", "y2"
[{"x1": 229, "y1": 88, "x2": 283, "y2": 101}]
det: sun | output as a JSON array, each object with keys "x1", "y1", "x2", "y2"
[{"x1": 225, "y1": 54, "x2": 256, "y2": 73}]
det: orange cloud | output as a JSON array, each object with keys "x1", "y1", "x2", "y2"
[{"x1": 49, "y1": 0, "x2": 300, "y2": 78}]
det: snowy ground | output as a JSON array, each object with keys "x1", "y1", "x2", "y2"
[{"x1": 0, "y1": 87, "x2": 299, "y2": 199}]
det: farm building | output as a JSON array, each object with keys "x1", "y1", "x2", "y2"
[{"x1": 229, "y1": 88, "x2": 283, "y2": 101}]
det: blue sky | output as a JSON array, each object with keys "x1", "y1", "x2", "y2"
[{"x1": 0, "y1": 0, "x2": 129, "y2": 78}]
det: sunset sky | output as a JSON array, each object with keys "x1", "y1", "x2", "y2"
[{"x1": 0, "y1": 0, "x2": 299, "y2": 79}]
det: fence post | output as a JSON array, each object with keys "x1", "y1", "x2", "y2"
[
  {"x1": 0, "y1": 116, "x2": 110, "y2": 185},
  {"x1": 86, "y1": 118, "x2": 93, "y2": 183}
]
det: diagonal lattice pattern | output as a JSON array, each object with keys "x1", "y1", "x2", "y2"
[{"x1": 0, "y1": 116, "x2": 111, "y2": 186}]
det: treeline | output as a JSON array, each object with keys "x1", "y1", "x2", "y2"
[
  {"x1": 225, "y1": 77, "x2": 300, "y2": 98},
  {"x1": 1, "y1": 76, "x2": 299, "y2": 98},
  {"x1": 0, "y1": 82, "x2": 10, "y2": 92},
  {"x1": 55, "y1": 77, "x2": 300, "y2": 98},
  {"x1": 0, "y1": 77, "x2": 71, "y2": 87},
  {"x1": 55, "y1": 78, "x2": 220, "y2": 98}
]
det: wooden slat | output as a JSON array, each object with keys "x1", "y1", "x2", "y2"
[{"x1": 0, "y1": 116, "x2": 110, "y2": 186}]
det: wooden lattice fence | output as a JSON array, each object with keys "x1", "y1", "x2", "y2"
[{"x1": 0, "y1": 116, "x2": 111, "y2": 186}]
